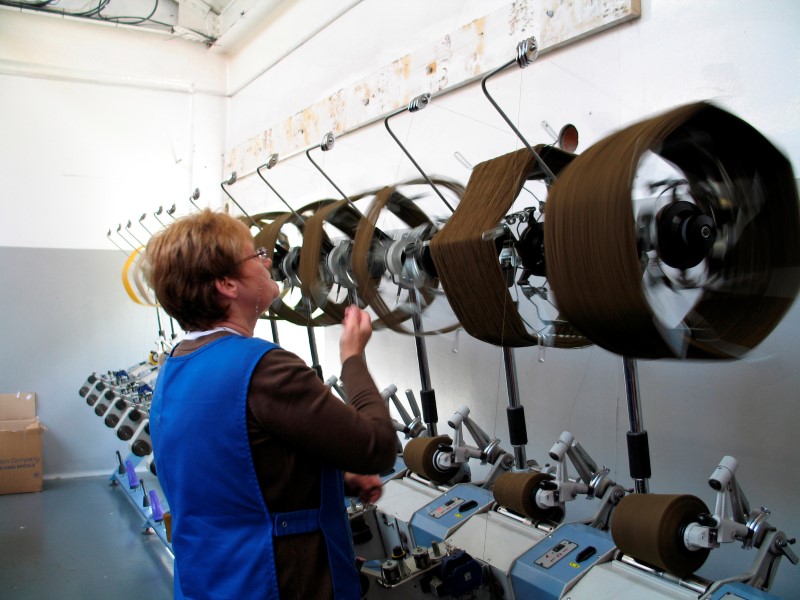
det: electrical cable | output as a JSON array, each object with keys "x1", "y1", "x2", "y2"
[
  {"x1": 96, "y1": 0, "x2": 158, "y2": 26},
  {"x1": 0, "y1": 0, "x2": 211, "y2": 40}
]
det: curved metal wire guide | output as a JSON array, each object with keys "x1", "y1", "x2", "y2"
[
  {"x1": 221, "y1": 174, "x2": 259, "y2": 229},
  {"x1": 256, "y1": 154, "x2": 305, "y2": 222},
  {"x1": 384, "y1": 93, "x2": 455, "y2": 214},
  {"x1": 481, "y1": 36, "x2": 557, "y2": 182}
]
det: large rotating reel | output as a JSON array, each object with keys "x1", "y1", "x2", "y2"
[
  {"x1": 351, "y1": 181, "x2": 463, "y2": 335},
  {"x1": 252, "y1": 206, "x2": 341, "y2": 327},
  {"x1": 429, "y1": 145, "x2": 591, "y2": 349},
  {"x1": 252, "y1": 179, "x2": 464, "y2": 333},
  {"x1": 545, "y1": 102, "x2": 800, "y2": 359}
]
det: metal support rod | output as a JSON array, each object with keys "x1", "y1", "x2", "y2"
[
  {"x1": 411, "y1": 289, "x2": 437, "y2": 436},
  {"x1": 307, "y1": 324, "x2": 323, "y2": 381},
  {"x1": 153, "y1": 206, "x2": 168, "y2": 229},
  {"x1": 480, "y1": 37, "x2": 558, "y2": 183},
  {"x1": 188, "y1": 188, "x2": 202, "y2": 211},
  {"x1": 623, "y1": 356, "x2": 650, "y2": 494},
  {"x1": 269, "y1": 317, "x2": 280, "y2": 345},
  {"x1": 502, "y1": 346, "x2": 527, "y2": 470},
  {"x1": 125, "y1": 221, "x2": 146, "y2": 247},
  {"x1": 256, "y1": 157, "x2": 305, "y2": 222},
  {"x1": 305, "y1": 135, "x2": 391, "y2": 243},
  {"x1": 116, "y1": 225, "x2": 139, "y2": 251},
  {"x1": 155, "y1": 306, "x2": 165, "y2": 339},
  {"x1": 384, "y1": 96, "x2": 455, "y2": 213},
  {"x1": 138, "y1": 214, "x2": 154, "y2": 236},
  {"x1": 107, "y1": 230, "x2": 129, "y2": 254},
  {"x1": 623, "y1": 357, "x2": 644, "y2": 434},
  {"x1": 220, "y1": 175, "x2": 260, "y2": 229},
  {"x1": 412, "y1": 310, "x2": 432, "y2": 390},
  {"x1": 305, "y1": 140, "x2": 362, "y2": 217},
  {"x1": 166, "y1": 204, "x2": 177, "y2": 220}
]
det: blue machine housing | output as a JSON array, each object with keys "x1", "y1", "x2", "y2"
[
  {"x1": 409, "y1": 483, "x2": 495, "y2": 548},
  {"x1": 510, "y1": 522, "x2": 616, "y2": 599}
]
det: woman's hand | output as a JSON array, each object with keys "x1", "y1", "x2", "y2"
[
  {"x1": 343, "y1": 472, "x2": 383, "y2": 503},
  {"x1": 340, "y1": 305, "x2": 372, "y2": 363}
]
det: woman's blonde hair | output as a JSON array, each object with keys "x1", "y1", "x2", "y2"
[{"x1": 144, "y1": 209, "x2": 253, "y2": 331}]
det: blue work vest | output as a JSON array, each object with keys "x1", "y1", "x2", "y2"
[{"x1": 150, "y1": 334, "x2": 361, "y2": 600}]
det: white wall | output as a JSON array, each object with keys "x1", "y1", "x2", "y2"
[
  {"x1": 0, "y1": 8, "x2": 228, "y2": 249},
  {"x1": 228, "y1": 1, "x2": 800, "y2": 596},
  {"x1": 0, "y1": 9, "x2": 227, "y2": 476},
  {"x1": 1, "y1": 0, "x2": 798, "y2": 595}
]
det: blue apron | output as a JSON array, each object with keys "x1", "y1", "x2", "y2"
[{"x1": 150, "y1": 335, "x2": 361, "y2": 600}]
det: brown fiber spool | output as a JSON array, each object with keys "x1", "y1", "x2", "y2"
[
  {"x1": 429, "y1": 146, "x2": 589, "y2": 348},
  {"x1": 611, "y1": 493, "x2": 711, "y2": 577},
  {"x1": 403, "y1": 436, "x2": 459, "y2": 484},
  {"x1": 545, "y1": 102, "x2": 800, "y2": 359},
  {"x1": 492, "y1": 471, "x2": 564, "y2": 523}
]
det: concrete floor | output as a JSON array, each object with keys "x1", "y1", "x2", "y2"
[{"x1": 0, "y1": 474, "x2": 174, "y2": 599}]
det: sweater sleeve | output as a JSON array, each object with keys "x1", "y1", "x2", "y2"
[{"x1": 248, "y1": 348, "x2": 397, "y2": 474}]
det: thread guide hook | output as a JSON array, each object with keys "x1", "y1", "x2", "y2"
[
  {"x1": 304, "y1": 131, "x2": 364, "y2": 218},
  {"x1": 188, "y1": 188, "x2": 202, "y2": 211},
  {"x1": 481, "y1": 36, "x2": 557, "y2": 183},
  {"x1": 384, "y1": 93, "x2": 455, "y2": 214},
  {"x1": 138, "y1": 213, "x2": 153, "y2": 236},
  {"x1": 106, "y1": 229, "x2": 128, "y2": 254},
  {"x1": 220, "y1": 173, "x2": 260, "y2": 229},
  {"x1": 116, "y1": 224, "x2": 138, "y2": 251},
  {"x1": 125, "y1": 220, "x2": 145, "y2": 247},
  {"x1": 256, "y1": 153, "x2": 305, "y2": 223}
]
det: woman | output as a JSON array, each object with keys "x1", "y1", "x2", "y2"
[{"x1": 144, "y1": 209, "x2": 397, "y2": 600}]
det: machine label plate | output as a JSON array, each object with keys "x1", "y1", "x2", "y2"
[
  {"x1": 429, "y1": 497, "x2": 464, "y2": 519},
  {"x1": 534, "y1": 539, "x2": 578, "y2": 569}
]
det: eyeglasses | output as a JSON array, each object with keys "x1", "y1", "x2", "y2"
[{"x1": 239, "y1": 247, "x2": 269, "y2": 264}]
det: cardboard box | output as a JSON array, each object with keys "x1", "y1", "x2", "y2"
[{"x1": 0, "y1": 392, "x2": 45, "y2": 494}]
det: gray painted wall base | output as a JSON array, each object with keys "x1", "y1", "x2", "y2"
[{"x1": 0, "y1": 246, "x2": 158, "y2": 478}]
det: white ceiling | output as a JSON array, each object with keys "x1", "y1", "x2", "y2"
[{"x1": 2, "y1": 0, "x2": 288, "y2": 50}]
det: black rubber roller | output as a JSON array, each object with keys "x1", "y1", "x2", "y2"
[
  {"x1": 493, "y1": 471, "x2": 564, "y2": 523},
  {"x1": 403, "y1": 436, "x2": 459, "y2": 484},
  {"x1": 611, "y1": 493, "x2": 711, "y2": 577}
]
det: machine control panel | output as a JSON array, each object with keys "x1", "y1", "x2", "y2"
[
  {"x1": 429, "y1": 497, "x2": 465, "y2": 519},
  {"x1": 510, "y1": 523, "x2": 617, "y2": 599},
  {"x1": 535, "y1": 539, "x2": 578, "y2": 569},
  {"x1": 411, "y1": 484, "x2": 495, "y2": 547}
]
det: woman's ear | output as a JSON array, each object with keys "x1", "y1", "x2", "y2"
[{"x1": 214, "y1": 276, "x2": 239, "y2": 300}]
